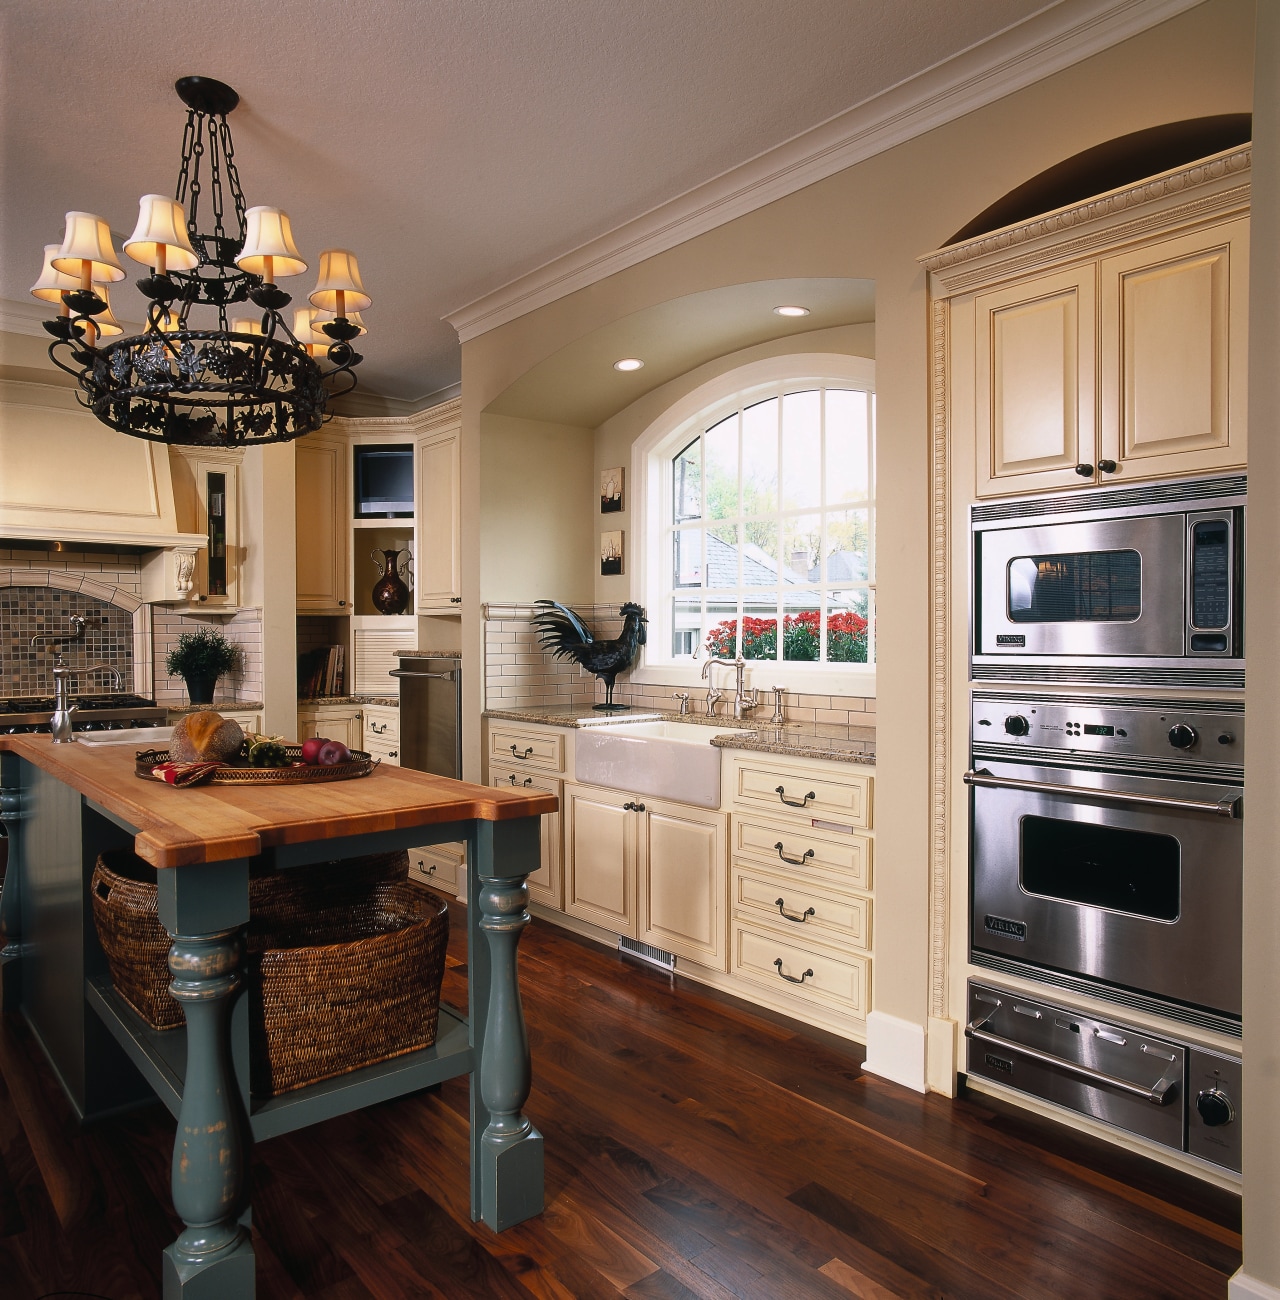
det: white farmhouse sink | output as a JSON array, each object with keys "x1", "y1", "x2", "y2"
[
  {"x1": 575, "y1": 720, "x2": 743, "y2": 809},
  {"x1": 74, "y1": 726, "x2": 175, "y2": 747}
]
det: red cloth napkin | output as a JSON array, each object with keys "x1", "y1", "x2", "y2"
[{"x1": 149, "y1": 760, "x2": 221, "y2": 787}]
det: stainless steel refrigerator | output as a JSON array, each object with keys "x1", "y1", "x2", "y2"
[{"x1": 390, "y1": 654, "x2": 462, "y2": 779}]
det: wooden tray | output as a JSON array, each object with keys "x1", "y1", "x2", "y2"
[{"x1": 135, "y1": 746, "x2": 380, "y2": 784}]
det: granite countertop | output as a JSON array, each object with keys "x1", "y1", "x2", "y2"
[
  {"x1": 299, "y1": 695, "x2": 399, "y2": 708},
  {"x1": 165, "y1": 701, "x2": 265, "y2": 715},
  {"x1": 482, "y1": 706, "x2": 876, "y2": 765}
]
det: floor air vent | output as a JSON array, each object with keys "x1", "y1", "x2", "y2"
[{"x1": 619, "y1": 937, "x2": 676, "y2": 972}]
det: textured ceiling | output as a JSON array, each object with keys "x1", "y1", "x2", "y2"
[{"x1": 1, "y1": 0, "x2": 1055, "y2": 402}]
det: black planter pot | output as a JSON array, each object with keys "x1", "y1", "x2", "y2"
[{"x1": 184, "y1": 674, "x2": 217, "y2": 705}]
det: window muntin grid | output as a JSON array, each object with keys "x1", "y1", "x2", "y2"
[{"x1": 663, "y1": 384, "x2": 875, "y2": 666}]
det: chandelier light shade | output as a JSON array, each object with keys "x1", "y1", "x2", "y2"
[
  {"x1": 35, "y1": 75, "x2": 367, "y2": 447},
  {"x1": 236, "y1": 206, "x2": 307, "y2": 281},
  {"x1": 124, "y1": 194, "x2": 199, "y2": 273},
  {"x1": 52, "y1": 212, "x2": 126, "y2": 285},
  {"x1": 309, "y1": 249, "x2": 371, "y2": 314},
  {"x1": 29, "y1": 244, "x2": 81, "y2": 303}
]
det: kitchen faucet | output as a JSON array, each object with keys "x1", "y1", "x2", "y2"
[
  {"x1": 49, "y1": 662, "x2": 124, "y2": 743},
  {"x1": 700, "y1": 655, "x2": 759, "y2": 721}
]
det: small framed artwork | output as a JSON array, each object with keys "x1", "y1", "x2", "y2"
[
  {"x1": 600, "y1": 467, "x2": 624, "y2": 513},
  {"x1": 600, "y1": 530, "x2": 624, "y2": 576}
]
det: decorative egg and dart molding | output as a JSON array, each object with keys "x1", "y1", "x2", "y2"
[{"x1": 30, "y1": 75, "x2": 370, "y2": 448}]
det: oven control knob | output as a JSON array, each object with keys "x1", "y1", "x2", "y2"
[
  {"x1": 1003, "y1": 715, "x2": 1030, "y2": 737},
  {"x1": 1196, "y1": 1088, "x2": 1235, "y2": 1127},
  {"x1": 1168, "y1": 724, "x2": 1198, "y2": 750}
]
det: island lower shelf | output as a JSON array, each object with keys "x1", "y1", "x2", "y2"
[{"x1": 87, "y1": 974, "x2": 474, "y2": 1142}]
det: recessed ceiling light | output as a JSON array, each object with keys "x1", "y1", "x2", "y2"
[
  {"x1": 773, "y1": 305, "x2": 810, "y2": 317},
  {"x1": 613, "y1": 357, "x2": 644, "y2": 372}
]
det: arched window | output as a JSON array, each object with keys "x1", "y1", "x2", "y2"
[{"x1": 632, "y1": 354, "x2": 875, "y2": 688}]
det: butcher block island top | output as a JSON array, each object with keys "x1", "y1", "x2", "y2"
[
  {"x1": 0, "y1": 732, "x2": 557, "y2": 868},
  {"x1": 0, "y1": 732, "x2": 552, "y2": 1299}
]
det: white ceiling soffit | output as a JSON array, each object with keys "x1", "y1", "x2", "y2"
[{"x1": 446, "y1": 0, "x2": 1205, "y2": 342}]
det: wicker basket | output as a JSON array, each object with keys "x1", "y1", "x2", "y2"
[{"x1": 90, "y1": 849, "x2": 450, "y2": 1097}]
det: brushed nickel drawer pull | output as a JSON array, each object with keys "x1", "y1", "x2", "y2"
[
  {"x1": 510, "y1": 744, "x2": 534, "y2": 759},
  {"x1": 773, "y1": 958, "x2": 814, "y2": 985},
  {"x1": 775, "y1": 785, "x2": 816, "y2": 808},
  {"x1": 774, "y1": 841, "x2": 815, "y2": 867},
  {"x1": 507, "y1": 774, "x2": 534, "y2": 787},
  {"x1": 775, "y1": 898, "x2": 815, "y2": 924}
]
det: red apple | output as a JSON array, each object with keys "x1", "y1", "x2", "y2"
[
  {"x1": 301, "y1": 736, "x2": 328, "y2": 765},
  {"x1": 318, "y1": 740, "x2": 351, "y2": 766}
]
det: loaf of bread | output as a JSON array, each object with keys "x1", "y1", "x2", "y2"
[{"x1": 170, "y1": 710, "x2": 244, "y2": 763}]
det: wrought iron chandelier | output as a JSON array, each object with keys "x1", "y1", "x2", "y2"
[{"x1": 32, "y1": 76, "x2": 368, "y2": 447}]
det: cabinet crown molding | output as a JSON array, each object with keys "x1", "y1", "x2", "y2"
[
  {"x1": 921, "y1": 145, "x2": 1251, "y2": 294},
  {"x1": 326, "y1": 396, "x2": 460, "y2": 440}
]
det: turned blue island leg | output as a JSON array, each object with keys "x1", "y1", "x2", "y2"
[
  {"x1": 158, "y1": 862, "x2": 255, "y2": 1299},
  {"x1": 469, "y1": 816, "x2": 544, "y2": 1231}
]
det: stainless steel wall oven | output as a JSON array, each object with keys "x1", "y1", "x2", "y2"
[
  {"x1": 972, "y1": 475, "x2": 1245, "y2": 689},
  {"x1": 966, "y1": 692, "x2": 1243, "y2": 1037}
]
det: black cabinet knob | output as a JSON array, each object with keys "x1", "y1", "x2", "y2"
[
  {"x1": 1097, "y1": 459, "x2": 1118, "y2": 474},
  {"x1": 1196, "y1": 1088, "x2": 1235, "y2": 1127},
  {"x1": 1075, "y1": 463, "x2": 1094, "y2": 477},
  {"x1": 1004, "y1": 714, "x2": 1030, "y2": 737},
  {"x1": 1168, "y1": 724, "x2": 1198, "y2": 750}
]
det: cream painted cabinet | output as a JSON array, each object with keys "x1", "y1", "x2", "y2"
[
  {"x1": 974, "y1": 266, "x2": 1097, "y2": 497},
  {"x1": 562, "y1": 781, "x2": 728, "y2": 970},
  {"x1": 1099, "y1": 219, "x2": 1248, "y2": 481},
  {"x1": 144, "y1": 448, "x2": 242, "y2": 608},
  {"x1": 295, "y1": 434, "x2": 351, "y2": 613},
  {"x1": 362, "y1": 703, "x2": 400, "y2": 764},
  {"x1": 489, "y1": 765, "x2": 562, "y2": 908},
  {"x1": 296, "y1": 702, "x2": 361, "y2": 748},
  {"x1": 927, "y1": 147, "x2": 1252, "y2": 499},
  {"x1": 564, "y1": 782, "x2": 636, "y2": 937},
  {"x1": 415, "y1": 425, "x2": 461, "y2": 612}
]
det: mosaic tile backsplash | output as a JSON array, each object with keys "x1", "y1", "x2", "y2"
[{"x1": 0, "y1": 587, "x2": 133, "y2": 698}]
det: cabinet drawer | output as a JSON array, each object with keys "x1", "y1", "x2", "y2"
[
  {"x1": 732, "y1": 758, "x2": 871, "y2": 828},
  {"x1": 489, "y1": 726, "x2": 564, "y2": 774},
  {"x1": 733, "y1": 868, "x2": 870, "y2": 953},
  {"x1": 732, "y1": 922, "x2": 869, "y2": 1019},
  {"x1": 363, "y1": 706, "x2": 400, "y2": 746},
  {"x1": 408, "y1": 841, "x2": 464, "y2": 895},
  {"x1": 365, "y1": 739, "x2": 400, "y2": 766},
  {"x1": 489, "y1": 765, "x2": 562, "y2": 909},
  {"x1": 733, "y1": 815, "x2": 871, "y2": 892}
]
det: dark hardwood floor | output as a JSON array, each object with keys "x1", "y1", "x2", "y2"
[{"x1": 0, "y1": 897, "x2": 1241, "y2": 1299}]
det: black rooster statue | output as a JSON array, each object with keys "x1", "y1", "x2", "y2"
[{"x1": 531, "y1": 600, "x2": 648, "y2": 710}]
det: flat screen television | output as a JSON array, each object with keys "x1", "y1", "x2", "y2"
[{"x1": 353, "y1": 444, "x2": 414, "y2": 518}]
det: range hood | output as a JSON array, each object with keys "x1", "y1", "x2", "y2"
[{"x1": 0, "y1": 380, "x2": 207, "y2": 553}]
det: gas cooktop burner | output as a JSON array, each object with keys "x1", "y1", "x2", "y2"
[{"x1": 3, "y1": 694, "x2": 158, "y2": 712}]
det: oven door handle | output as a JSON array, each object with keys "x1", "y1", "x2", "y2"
[
  {"x1": 966, "y1": 1017, "x2": 1179, "y2": 1106},
  {"x1": 963, "y1": 768, "x2": 1239, "y2": 818}
]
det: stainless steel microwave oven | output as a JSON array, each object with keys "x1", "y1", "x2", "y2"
[{"x1": 971, "y1": 475, "x2": 1245, "y2": 689}]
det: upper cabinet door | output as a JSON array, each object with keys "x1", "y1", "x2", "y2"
[
  {"x1": 1099, "y1": 218, "x2": 1248, "y2": 482},
  {"x1": 975, "y1": 266, "x2": 1097, "y2": 497},
  {"x1": 415, "y1": 427, "x2": 461, "y2": 612},
  {"x1": 296, "y1": 436, "x2": 350, "y2": 613}
]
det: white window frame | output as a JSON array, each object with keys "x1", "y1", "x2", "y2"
[{"x1": 630, "y1": 353, "x2": 876, "y2": 696}]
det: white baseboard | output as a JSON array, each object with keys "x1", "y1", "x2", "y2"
[
  {"x1": 862, "y1": 1010, "x2": 927, "y2": 1093},
  {"x1": 1231, "y1": 1271, "x2": 1280, "y2": 1300}
]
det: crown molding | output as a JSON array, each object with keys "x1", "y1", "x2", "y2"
[
  {"x1": 328, "y1": 393, "x2": 460, "y2": 436},
  {"x1": 444, "y1": 0, "x2": 1207, "y2": 343}
]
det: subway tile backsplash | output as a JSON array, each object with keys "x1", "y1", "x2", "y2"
[{"x1": 482, "y1": 603, "x2": 876, "y2": 726}]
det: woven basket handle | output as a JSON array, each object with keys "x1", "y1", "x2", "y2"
[{"x1": 94, "y1": 877, "x2": 112, "y2": 901}]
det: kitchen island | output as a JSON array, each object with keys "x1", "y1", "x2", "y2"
[{"x1": 0, "y1": 733, "x2": 556, "y2": 1299}]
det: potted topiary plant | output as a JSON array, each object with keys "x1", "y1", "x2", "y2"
[{"x1": 165, "y1": 627, "x2": 238, "y2": 705}]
